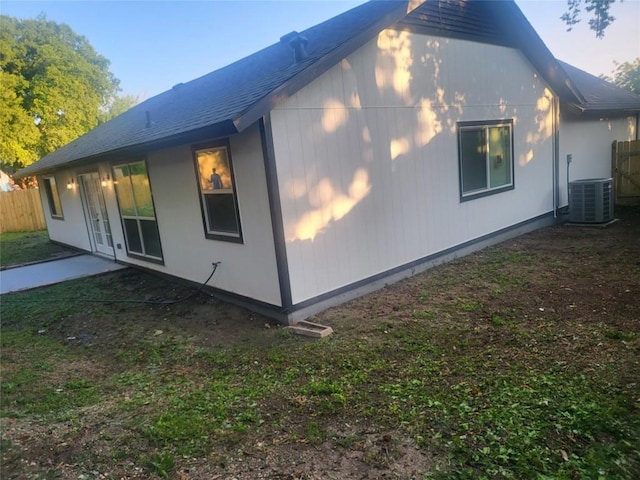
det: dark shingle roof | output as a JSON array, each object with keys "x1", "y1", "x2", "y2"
[
  {"x1": 16, "y1": 0, "x2": 640, "y2": 178},
  {"x1": 558, "y1": 60, "x2": 640, "y2": 116},
  {"x1": 17, "y1": 0, "x2": 406, "y2": 177}
]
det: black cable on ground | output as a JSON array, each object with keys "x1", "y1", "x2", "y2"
[{"x1": 2, "y1": 262, "x2": 220, "y2": 307}]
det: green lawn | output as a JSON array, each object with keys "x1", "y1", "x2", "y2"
[
  {"x1": 1, "y1": 210, "x2": 639, "y2": 479},
  {"x1": 0, "y1": 230, "x2": 75, "y2": 268}
]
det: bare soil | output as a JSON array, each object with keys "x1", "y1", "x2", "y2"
[{"x1": 1, "y1": 207, "x2": 639, "y2": 479}]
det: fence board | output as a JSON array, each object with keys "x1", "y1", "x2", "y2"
[
  {"x1": 0, "y1": 189, "x2": 46, "y2": 233},
  {"x1": 613, "y1": 140, "x2": 640, "y2": 204}
]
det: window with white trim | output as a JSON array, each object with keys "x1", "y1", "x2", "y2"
[
  {"x1": 458, "y1": 120, "x2": 514, "y2": 200},
  {"x1": 193, "y1": 140, "x2": 242, "y2": 242},
  {"x1": 112, "y1": 160, "x2": 163, "y2": 261},
  {"x1": 42, "y1": 176, "x2": 63, "y2": 218}
]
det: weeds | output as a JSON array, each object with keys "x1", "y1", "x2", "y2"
[
  {"x1": 146, "y1": 451, "x2": 175, "y2": 478},
  {"x1": 2, "y1": 210, "x2": 639, "y2": 479}
]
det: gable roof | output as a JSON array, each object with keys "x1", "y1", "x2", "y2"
[
  {"x1": 16, "y1": 0, "x2": 639, "y2": 178},
  {"x1": 17, "y1": 0, "x2": 407, "y2": 178}
]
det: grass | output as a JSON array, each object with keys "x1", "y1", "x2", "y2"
[
  {"x1": 4, "y1": 291, "x2": 637, "y2": 478},
  {"x1": 0, "y1": 230, "x2": 74, "y2": 268},
  {"x1": 0, "y1": 272, "x2": 136, "y2": 331},
  {"x1": 1, "y1": 211, "x2": 639, "y2": 478}
]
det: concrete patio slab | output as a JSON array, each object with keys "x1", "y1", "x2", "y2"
[{"x1": 0, "y1": 255, "x2": 126, "y2": 295}]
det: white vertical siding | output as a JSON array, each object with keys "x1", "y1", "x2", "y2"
[
  {"x1": 43, "y1": 124, "x2": 282, "y2": 306},
  {"x1": 127, "y1": 124, "x2": 281, "y2": 306},
  {"x1": 271, "y1": 31, "x2": 556, "y2": 304},
  {"x1": 39, "y1": 171, "x2": 92, "y2": 251},
  {"x1": 558, "y1": 116, "x2": 636, "y2": 206}
]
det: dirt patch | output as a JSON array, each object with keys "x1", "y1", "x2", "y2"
[{"x1": 2, "y1": 207, "x2": 639, "y2": 479}]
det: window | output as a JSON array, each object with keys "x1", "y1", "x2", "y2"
[
  {"x1": 458, "y1": 120, "x2": 514, "y2": 200},
  {"x1": 193, "y1": 140, "x2": 242, "y2": 242},
  {"x1": 112, "y1": 161, "x2": 163, "y2": 261},
  {"x1": 42, "y1": 176, "x2": 63, "y2": 218}
]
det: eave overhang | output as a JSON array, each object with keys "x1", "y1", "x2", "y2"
[
  {"x1": 232, "y1": 1, "x2": 415, "y2": 132},
  {"x1": 15, "y1": 120, "x2": 238, "y2": 179}
]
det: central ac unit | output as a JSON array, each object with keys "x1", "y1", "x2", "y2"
[{"x1": 569, "y1": 178, "x2": 613, "y2": 224}]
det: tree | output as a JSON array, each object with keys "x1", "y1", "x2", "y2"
[
  {"x1": 602, "y1": 58, "x2": 640, "y2": 95},
  {"x1": 0, "y1": 14, "x2": 129, "y2": 170},
  {"x1": 99, "y1": 94, "x2": 139, "y2": 124},
  {"x1": 0, "y1": 70, "x2": 41, "y2": 168},
  {"x1": 562, "y1": 0, "x2": 617, "y2": 38}
]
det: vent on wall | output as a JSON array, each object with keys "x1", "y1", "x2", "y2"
[{"x1": 569, "y1": 178, "x2": 613, "y2": 224}]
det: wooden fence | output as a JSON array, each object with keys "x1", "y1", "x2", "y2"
[
  {"x1": 0, "y1": 189, "x2": 46, "y2": 233},
  {"x1": 612, "y1": 140, "x2": 640, "y2": 205}
]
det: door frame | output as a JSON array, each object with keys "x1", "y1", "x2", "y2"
[{"x1": 78, "y1": 171, "x2": 115, "y2": 257}]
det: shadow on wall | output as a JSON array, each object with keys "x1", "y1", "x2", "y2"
[{"x1": 282, "y1": 29, "x2": 554, "y2": 243}]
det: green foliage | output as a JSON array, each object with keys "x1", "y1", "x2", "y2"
[
  {"x1": 146, "y1": 451, "x2": 175, "y2": 478},
  {"x1": 415, "y1": 373, "x2": 640, "y2": 479},
  {"x1": 0, "y1": 70, "x2": 40, "y2": 167},
  {"x1": 144, "y1": 379, "x2": 264, "y2": 455},
  {"x1": 99, "y1": 94, "x2": 139, "y2": 124},
  {"x1": 413, "y1": 309, "x2": 437, "y2": 320},
  {"x1": 0, "y1": 14, "x2": 133, "y2": 169},
  {"x1": 602, "y1": 58, "x2": 640, "y2": 95},
  {"x1": 562, "y1": 0, "x2": 616, "y2": 38},
  {"x1": 305, "y1": 421, "x2": 327, "y2": 444}
]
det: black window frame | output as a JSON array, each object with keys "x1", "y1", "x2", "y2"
[
  {"x1": 42, "y1": 175, "x2": 64, "y2": 219},
  {"x1": 192, "y1": 139, "x2": 243, "y2": 243},
  {"x1": 457, "y1": 119, "x2": 515, "y2": 202},
  {"x1": 111, "y1": 159, "x2": 164, "y2": 264}
]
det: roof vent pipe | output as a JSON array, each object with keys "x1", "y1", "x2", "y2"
[
  {"x1": 280, "y1": 31, "x2": 308, "y2": 63},
  {"x1": 145, "y1": 111, "x2": 153, "y2": 128}
]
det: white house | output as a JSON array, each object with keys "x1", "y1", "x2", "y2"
[{"x1": 16, "y1": 0, "x2": 640, "y2": 322}]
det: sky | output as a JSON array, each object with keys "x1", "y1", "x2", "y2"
[{"x1": 2, "y1": 0, "x2": 639, "y2": 101}]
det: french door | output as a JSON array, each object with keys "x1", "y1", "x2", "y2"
[{"x1": 79, "y1": 172, "x2": 114, "y2": 256}]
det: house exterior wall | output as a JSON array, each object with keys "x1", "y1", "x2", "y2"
[
  {"x1": 270, "y1": 30, "x2": 557, "y2": 305},
  {"x1": 41, "y1": 123, "x2": 282, "y2": 306},
  {"x1": 558, "y1": 115, "x2": 636, "y2": 206},
  {"x1": 39, "y1": 171, "x2": 92, "y2": 251}
]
